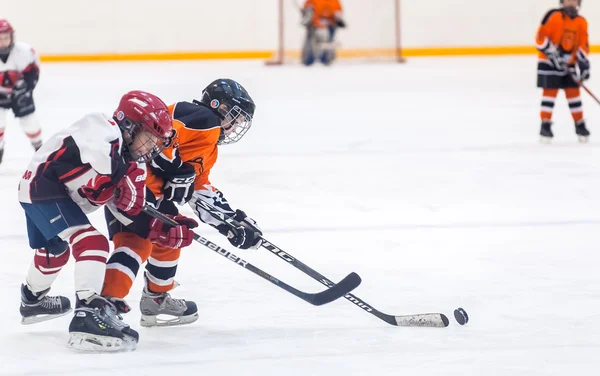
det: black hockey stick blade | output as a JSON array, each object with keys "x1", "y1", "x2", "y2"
[{"x1": 304, "y1": 272, "x2": 361, "y2": 306}]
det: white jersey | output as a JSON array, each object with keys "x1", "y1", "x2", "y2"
[
  {"x1": 18, "y1": 113, "x2": 129, "y2": 214},
  {"x1": 0, "y1": 42, "x2": 40, "y2": 96}
]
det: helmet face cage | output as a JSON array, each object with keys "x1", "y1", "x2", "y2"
[
  {"x1": 120, "y1": 117, "x2": 169, "y2": 162},
  {"x1": 217, "y1": 104, "x2": 253, "y2": 145}
]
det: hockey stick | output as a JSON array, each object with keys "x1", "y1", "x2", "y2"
[
  {"x1": 142, "y1": 205, "x2": 361, "y2": 306},
  {"x1": 568, "y1": 70, "x2": 600, "y2": 105},
  {"x1": 579, "y1": 82, "x2": 600, "y2": 105},
  {"x1": 193, "y1": 199, "x2": 449, "y2": 327}
]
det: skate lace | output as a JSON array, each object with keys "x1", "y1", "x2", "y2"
[
  {"x1": 40, "y1": 296, "x2": 61, "y2": 309},
  {"x1": 80, "y1": 306, "x2": 128, "y2": 330},
  {"x1": 77, "y1": 298, "x2": 129, "y2": 330},
  {"x1": 159, "y1": 293, "x2": 187, "y2": 311}
]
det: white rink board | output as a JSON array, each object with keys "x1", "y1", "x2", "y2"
[{"x1": 2, "y1": 0, "x2": 600, "y2": 54}]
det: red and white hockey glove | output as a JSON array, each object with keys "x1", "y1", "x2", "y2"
[
  {"x1": 78, "y1": 175, "x2": 116, "y2": 206},
  {"x1": 114, "y1": 162, "x2": 146, "y2": 216},
  {"x1": 148, "y1": 214, "x2": 199, "y2": 249}
]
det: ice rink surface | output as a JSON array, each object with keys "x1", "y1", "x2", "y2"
[{"x1": 1, "y1": 56, "x2": 600, "y2": 375}]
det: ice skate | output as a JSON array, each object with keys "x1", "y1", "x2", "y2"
[
  {"x1": 67, "y1": 294, "x2": 138, "y2": 352},
  {"x1": 140, "y1": 285, "x2": 198, "y2": 327},
  {"x1": 540, "y1": 122, "x2": 553, "y2": 144},
  {"x1": 20, "y1": 284, "x2": 71, "y2": 325},
  {"x1": 576, "y1": 122, "x2": 590, "y2": 143}
]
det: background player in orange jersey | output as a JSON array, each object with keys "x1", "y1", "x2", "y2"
[
  {"x1": 535, "y1": 0, "x2": 590, "y2": 143},
  {"x1": 102, "y1": 79, "x2": 259, "y2": 327},
  {"x1": 300, "y1": 0, "x2": 346, "y2": 66}
]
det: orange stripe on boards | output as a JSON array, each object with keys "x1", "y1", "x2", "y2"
[
  {"x1": 40, "y1": 50, "x2": 272, "y2": 63},
  {"x1": 37, "y1": 46, "x2": 600, "y2": 63}
]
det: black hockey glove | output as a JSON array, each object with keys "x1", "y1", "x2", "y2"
[
  {"x1": 12, "y1": 80, "x2": 30, "y2": 100},
  {"x1": 162, "y1": 163, "x2": 195, "y2": 205},
  {"x1": 217, "y1": 209, "x2": 263, "y2": 250},
  {"x1": 335, "y1": 18, "x2": 346, "y2": 28},
  {"x1": 577, "y1": 50, "x2": 590, "y2": 81}
]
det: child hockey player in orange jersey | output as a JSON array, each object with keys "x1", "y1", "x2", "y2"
[
  {"x1": 102, "y1": 79, "x2": 260, "y2": 327},
  {"x1": 301, "y1": 0, "x2": 346, "y2": 66},
  {"x1": 536, "y1": 0, "x2": 590, "y2": 143}
]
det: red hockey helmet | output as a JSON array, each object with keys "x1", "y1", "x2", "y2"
[
  {"x1": 0, "y1": 20, "x2": 14, "y2": 55},
  {"x1": 114, "y1": 90, "x2": 173, "y2": 163}
]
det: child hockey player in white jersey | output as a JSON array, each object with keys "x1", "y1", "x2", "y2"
[
  {"x1": 0, "y1": 20, "x2": 43, "y2": 162},
  {"x1": 17, "y1": 90, "x2": 193, "y2": 352}
]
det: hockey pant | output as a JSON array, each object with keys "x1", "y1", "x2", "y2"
[
  {"x1": 537, "y1": 60, "x2": 585, "y2": 125},
  {"x1": 103, "y1": 200, "x2": 182, "y2": 298}
]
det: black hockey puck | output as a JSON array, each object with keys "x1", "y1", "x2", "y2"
[{"x1": 454, "y1": 308, "x2": 468, "y2": 325}]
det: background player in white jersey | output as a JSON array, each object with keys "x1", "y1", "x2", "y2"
[
  {"x1": 0, "y1": 20, "x2": 43, "y2": 162},
  {"x1": 17, "y1": 90, "x2": 185, "y2": 352}
]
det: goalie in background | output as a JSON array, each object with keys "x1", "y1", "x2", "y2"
[
  {"x1": 536, "y1": 0, "x2": 590, "y2": 143},
  {"x1": 300, "y1": 0, "x2": 346, "y2": 66}
]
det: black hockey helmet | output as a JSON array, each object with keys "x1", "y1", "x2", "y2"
[{"x1": 195, "y1": 78, "x2": 256, "y2": 145}]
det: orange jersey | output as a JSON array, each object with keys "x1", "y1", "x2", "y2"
[
  {"x1": 303, "y1": 0, "x2": 342, "y2": 28},
  {"x1": 536, "y1": 9, "x2": 588, "y2": 64},
  {"x1": 146, "y1": 101, "x2": 221, "y2": 198}
]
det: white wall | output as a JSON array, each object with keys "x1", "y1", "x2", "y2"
[{"x1": 2, "y1": 0, "x2": 599, "y2": 55}]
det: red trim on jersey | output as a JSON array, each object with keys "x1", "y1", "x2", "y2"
[
  {"x1": 58, "y1": 165, "x2": 91, "y2": 183},
  {"x1": 42, "y1": 143, "x2": 68, "y2": 173}
]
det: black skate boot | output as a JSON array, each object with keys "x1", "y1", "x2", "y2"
[
  {"x1": 67, "y1": 294, "x2": 139, "y2": 352},
  {"x1": 575, "y1": 121, "x2": 590, "y2": 143},
  {"x1": 20, "y1": 284, "x2": 72, "y2": 325},
  {"x1": 540, "y1": 121, "x2": 553, "y2": 144},
  {"x1": 0, "y1": 148, "x2": 4, "y2": 164}
]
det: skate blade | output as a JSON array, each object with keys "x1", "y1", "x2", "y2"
[
  {"x1": 67, "y1": 332, "x2": 137, "y2": 353},
  {"x1": 578, "y1": 135, "x2": 590, "y2": 143},
  {"x1": 540, "y1": 136, "x2": 552, "y2": 144},
  {"x1": 21, "y1": 308, "x2": 72, "y2": 325},
  {"x1": 140, "y1": 312, "x2": 199, "y2": 327}
]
